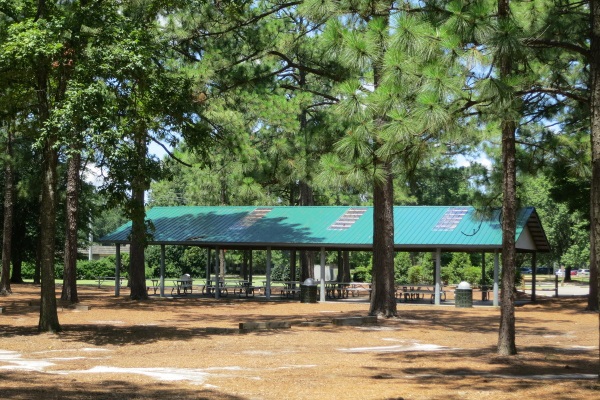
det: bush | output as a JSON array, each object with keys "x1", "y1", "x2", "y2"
[
  {"x1": 461, "y1": 266, "x2": 482, "y2": 286},
  {"x1": 270, "y1": 263, "x2": 290, "y2": 281},
  {"x1": 394, "y1": 253, "x2": 412, "y2": 284},
  {"x1": 21, "y1": 262, "x2": 36, "y2": 279},
  {"x1": 407, "y1": 265, "x2": 431, "y2": 284},
  {"x1": 352, "y1": 266, "x2": 372, "y2": 282}
]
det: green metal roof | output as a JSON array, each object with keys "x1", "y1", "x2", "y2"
[{"x1": 99, "y1": 206, "x2": 550, "y2": 252}]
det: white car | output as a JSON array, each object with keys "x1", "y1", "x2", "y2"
[
  {"x1": 577, "y1": 269, "x2": 590, "y2": 277},
  {"x1": 555, "y1": 270, "x2": 564, "y2": 277}
]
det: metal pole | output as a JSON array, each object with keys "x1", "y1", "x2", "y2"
[
  {"x1": 214, "y1": 246, "x2": 220, "y2": 299},
  {"x1": 532, "y1": 252, "x2": 537, "y2": 301},
  {"x1": 115, "y1": 244, "x2": 121, "y2": 297},
  {"x1": 320, "y1": 247, "x2": 326, "y2": 302},
  {"x1": 493, "y1": 250, "x2": 499, "y2": 306},
  {"x1": 160, "y1": 244, "x2": 165, "y2": 297},
  {"x1": 206, "y1": 248, "x2": 211, "y2": 286},
  {"x1": 435, "y1": 248, "x2": 441, "y2": 305},
  {"x1": 266, "y1": 247, "x2": 272, "y2": 299}
]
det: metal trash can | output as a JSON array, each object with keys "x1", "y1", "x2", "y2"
[
  {"x1": 300, "y1": 278, "x2": 317, "y2": 303},
  {"x1": 455, "y1": 281, "x2": 473, "y2": 308}
]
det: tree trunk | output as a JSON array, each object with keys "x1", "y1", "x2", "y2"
[
  {"x1": 38, "y1": 141, "x2": 61, "y2": 332},
  {"x1": 128, "y1": 133, "x2": 149, "y2": 300},
  {"x1": 61, "y1": 151, "x2": 81, "y2": 303},
  {"x1": 369, "y1": 161, "x2": 397, "y2": 318},
  {"x1": 10, "y1": 255, "x2": 23, "y2": 284},
  {"x1": 588, "y1": 0, "x2": 600, "y2": 313},
  {"x1": 10, "y1": 210, "x2": 25, "y2": 284},
  {"x1": 36, "y1": 57, "x2": 61, "y2": 332},
  {"x1": 34, "y1": 229, "x2": 41, "y2": 284},
  {"x1": 1, "y1": 127, "x2": 15, "y2": 295},
  {"x1": 290, "y1": 250, "x2": 297, "y2": 282},
  {"x1": 219, "y1": 249, "x2": 225, "y2": 280},
  {"x1": 497, "y1": 118, "x2": 518, "y2": 355},
  {"x1": 496, "y1": 0, "x2": 518, "y2": 355},
  {"x1": 299, "y1": 180, "x2": 315, "y2": 281}
]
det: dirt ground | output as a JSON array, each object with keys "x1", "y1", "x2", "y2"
[{"x1": 0, "y1": 283, "x2": 598, "y2": 400}]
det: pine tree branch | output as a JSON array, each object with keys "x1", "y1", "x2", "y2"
[
  {"x1": 526, "y1": 39, "x2": 589, "y2": 58},
  {"x1": 268, "y1": 50, "x2": 345, "y2": 82},
  {"x1": 150, "y1": 138, "x2": 193, "y2": 168},
  {"x1": 279, "y1": 84, "x2": 339, "y2": 102},
  {"x1": 516, "y1": 87, "x2": 589, "y2": 104},
  {"x1": 181, "y1": 1, "x2": 302, "y2": 42}
]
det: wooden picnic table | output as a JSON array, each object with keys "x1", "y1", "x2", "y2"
[
  {"x1": 397, "y1": 284, "x2": 446, "y2": 303},
  {"x1": 149, "y1": 277, "x2": 192, "y2": 295},
  {"x1": 96, "y1": 276, "x2": 125, "y2": 288}
]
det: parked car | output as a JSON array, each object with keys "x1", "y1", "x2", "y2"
[
  {"x1": 536, "y1": 267, "x2": 552, "y2": 275},
  {"x1": 570, "y1": 269, "x2": 578, "y2": 276},
  {"x1": 555, "y1": 270, "x2": 564, "y2": 277},
  {"x1": 520, "y1": 267, "x2": 532, "y2": 274},
  {"x1": 577, "y1": 269, "x2": 590, "y2": 277}
]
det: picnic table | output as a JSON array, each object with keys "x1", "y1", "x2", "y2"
[
  {"x1": 397, "y1": 284, "x2": 446, "y2": 303},
  {"x1": 148, "y1": 275, "x2": 193, "y2": 295},
  {"x1": 96, "y1": 276, "x2": 125, "y2": 288},
  {"x1": 233, "y1": 280, "x2": 262, "y2": 298},
  {"x1": 344, "y1": 282, "x2": 372, "y2": 297},
  {"x1": 203, "y1": 279, "x2": 232, "y2": 296},
  {"x1": 277, "y1": 281, "x2": 301, "y2": 298},
  {"x1": 325, "y1": 282, "x2": 352, "y2": 299}
]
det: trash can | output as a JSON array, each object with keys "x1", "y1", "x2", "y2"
[
  {"x1": 455, "y1": 281, "x2": 473, "y2": 308},
  {"x1": 300, "y1": 278, "x2": 317, "y2": 303}
]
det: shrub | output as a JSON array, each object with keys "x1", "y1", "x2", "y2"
[
  {"x1": 461, "y1": 266, "x2": 482, "y2": 286},
  {"x1": 394, "y1": 253, "x2": 412, "y2": 284},
  {"x1": 407, "y1": 265, "x2": 431, "y2": 284},
  {"x1": 270, "y1": 263, "x2": 290, "y2": 281},
  {"x1": 352, "y1": 266, "x2": 371, "y2": 282}
]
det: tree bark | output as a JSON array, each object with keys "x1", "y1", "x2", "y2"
[
  {"x1": 1, "y1": 127, "x2": 15, "y2": 295},
  {"x1": 61, "y1": 151, "x2": 81, "y2": 303},
  {"x1": 497, "y1": 0, "x2": 518, "y2": 356},
  {"x1": 10, "y1": 204, "x2": 26, "y2": 284},
  {"x1": 299, "y1": 180, "x2": 314, "y2": 280},
  {"x1": 128, "y1": 132, "x2": 149, "y2": 300},
  {"x1": 369, "y1": 161, "x2": 397, "y2": 318},
  {"x1": 36, "y1": 53, "x2": 61, "y2": 332},
  {"x1": 588, "y1": 0, "x2": 600, "y2": 313},
  {"x1": 219, "y1": 249, "x2": 225, "y2": 280}
]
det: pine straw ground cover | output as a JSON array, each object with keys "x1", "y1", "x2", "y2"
[{"x1": 0, "y1": 283, "x2": 597, "y2": 400}]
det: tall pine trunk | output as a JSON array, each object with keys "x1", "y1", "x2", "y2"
[
  {"x1": 497, "y1": 0, "x2": 518, "y2": 356},
  {"x1": 299, "y1": 180, "x2": 314, "y2": 281},
  {"x1": 128, "y1": 132, "x2": 149, "y2": 300},
  {"x1": 587, "y1": 0, "x2": 600, "y2": 313},
  {"x1": 1, "y1": 127, "x2": 14, "y2": 295},
  {"x1": 368, "y1": 9, "x2": 396, "y2": 318},
  {"x1": 369, "y1": 161, "x2": 397, "y2": 317},
  {"x1": 61, "y1": 151, "x2": 81, "y2": 303}
]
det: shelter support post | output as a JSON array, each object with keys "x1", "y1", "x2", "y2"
[
  {"x1": 249, "y1": 250, "x2": 253, "y2": 285},
  {"x1": 531, "y1": 252, "x2": 537, "y2": 302},
  {"x1": 482, "y1": 252, "x2": 486, "y2": 290},
  {"x1": 435, "y1": 248, "x2": 441, "y2": 305},
  {"x1": 493, "y1": 250, "x2": 499, "y2": 306},
  {"x1": 115, "y1": 244, "x2": 121, "y2": 296},
  {"x1": 266, "y1": 247, "x2": 272, "y2": 299},
  {"x1": 160, "y1": 245, "x2": 165, "y2": 297},
  {"x1": 290, "y1": 250, "x2": 296, "y2": 282},
  {"x1": 320, "y1": 247, "x2": 326, "y2": 302},
  {"x1": 214, "y1": 246, "x2": 220, "y2": 299},
  {"x1": 206, "y1": 248, "x2": 211, "y2": 286}
]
